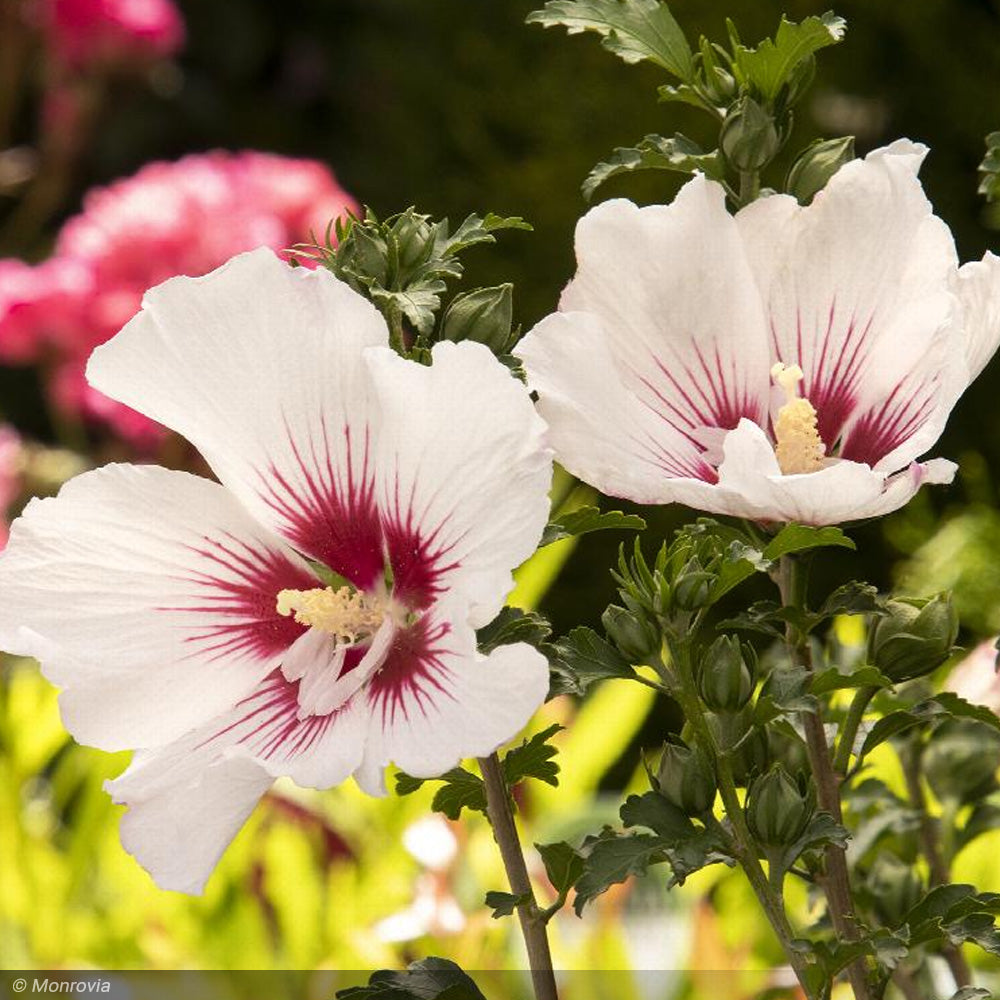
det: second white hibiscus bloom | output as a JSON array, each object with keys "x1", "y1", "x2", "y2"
[
  {"x1": 517, "y1": 140, "x2": 1000, "y2": 525},
  {"x1": 0, "y1": 249, "x2": 553, "y2": 892}
]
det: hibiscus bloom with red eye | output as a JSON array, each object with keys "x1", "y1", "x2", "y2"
[
  {"x1": 516, "y1": 141, "x2": 1000, "y2": 525},
  {"x1": 0, "y1": 249, "x2": 552, "y2": 893}
]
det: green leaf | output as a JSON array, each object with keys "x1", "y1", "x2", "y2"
[
  {"x1": 485, "y1": 890, "x2": 531, "y2": 918},
  {"x1": 336, "y1": 957, "x2": 488, "y2": 1000},
  {"x1": 979, "y1": 131, "x2": 1000, "y2": 203},
  {"x1": 819, "y1": 581, "x2": 886, "y2": 618},
  {"x1": 933, "y1": 692, "x2": 1000, "y2": 732},
  {"x1": 540, "y1": 505, "x2": 646, "y2": 546},
  {"x1": 431, "y1": 770, "x2": 488, "y2": 820},
  {"x1": 527, "y1": 0, "x2": 693, "y2": 79},
  {"x1": 441, "y1": 213, "x2": 532, "y2": 257},
  {"x1": 573, "y1": 829, "x2": 669, "y2": 914},
  {"x1": 620, "y1": 792, "x2": 695, "y2": 841},
  {"x1": 957, "y1": 800, "x2": 1000, "y2": 853},
  {"x1": 730, "y1": 13, "x2": 846, "y2": 102},
  {"x1": 583, "y1": 133, "x2": 723, "y2": 199},
  {"x1": 778, "y1": 811, "x2": 850, "y2": 872},
  {"x1": 503, "y1": 723, "x2": 563, "y2": 788},
  {"x1": 536, "y1": 841, "x2": 585, "y2": 894},
  {"x1": 546, "y1": 626, "x2": 637, "y2": 696},
  {"x1": 394, "y1": 767, "x2": 487, "y2": 820},
  {"x1": 948, "y1": 988, "x2": 992, "y2": 1000},
  {"x1": 763, "y1": 523, "x2": 855, "y2": 560},
  {"x1": 477, "y1": 607, "x2": 552, "y2": 654},
  {"x1": 810, "y1": 666, "x2": 894, "y2": 697}
]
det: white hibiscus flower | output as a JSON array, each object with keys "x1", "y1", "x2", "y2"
[
  {"x1": 516, "y1": 140, "x2": 1000, "y2": 525},
  {"x1": 0, "y1": 248, "x2": 553, "y2": 893}
]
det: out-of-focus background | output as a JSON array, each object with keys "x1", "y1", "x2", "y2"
[{"x1": 2, "y1": 0, "x2": 1000, "y2": 994}]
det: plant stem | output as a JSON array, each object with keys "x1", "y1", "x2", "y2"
[
  {"x1": 478, "y1": 753, "x2": 559, "y2": 1000},
  {"x1": 738, "y1": 169, "x2": 760, "y2": 207},
  {"x1": 666, "y1": 642, "x2": 817, "y2": 998},
  {"x1": 833, "y1": 685, "x2": 878, "y2": 776},
  {"x1": 899, "y1": 743, "x2": 972, "y2": 988},
  {"x1": 777, "y1": 555, "x2": 873, "y2": 1000}
]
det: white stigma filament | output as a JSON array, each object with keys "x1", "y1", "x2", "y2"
[
  {"x1": 770, "y1": 362, "x2": 826, "y2": 475},
  {"x1": 276, "y1": 585, "x2": 384, "y2": 644}
]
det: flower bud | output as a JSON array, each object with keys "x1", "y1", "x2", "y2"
[
  {"x1": 673, "y1": 558, "x2": 716, "y2": 611},
  {"x1": 698, "y1": 635, "x2": 755, "y2": 712},
  {"x1": 440, "y1": 284, "x2": 514, "y2": 353},
  {"x1": 657, "y1": 740, "x2": 717, "y2": 816},
  {"x1": 746, "y1": 766, "x2": 812, "y2": 847},
  {"x1": 720, "y1": 97, "x2": 780, "y2": 172},
  {"x1": 707, "y1": 707, "x2": 768, "y2": 785},
  {"x1": 786, "y1": 136, "x2": 855, "y2": 204},
  {"x1": 602, "y1": 604, "x2": 660, "y2": 662},
  {"x1": 924, "y1": 719, "x2": 1000, "y2": 805},
  {"x1": 867, "y1": 854, "x2": 923, "y2": 926},
  {"x1": 868, "y1": 594, "x2": 958, "y2": 683}
]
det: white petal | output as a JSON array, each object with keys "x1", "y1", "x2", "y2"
[
  {"x1": 365, "y1": 341, "x2": 552, "y2": 627},
  {"x1": 87, "y1": 248, "x2": 391, "y2": 591},
  {"x1": 282, "y1": 618, "x2": 394, "y2": 717},
  {"x1": 0, "y1": 464, "x2": 316, "y2": 751},
  {"x1": 737, "y1": 141, "x2": 960, "y2": 468},
  {"x1": 712, "y1": 421, "x2": 954, "y2": 524},
  {"x1": 955, "y1": 252, "x2": 1000, "y2": 383},
  {"x1": 558, "y1": 181, "x2": 772, "y2": 435},
  {"x1": 516, "y1": 311, "x2": 728, "y2": 503},
  {"x1": 355, "y1": 601, "x2": 549, "y2": 785},
  {"x1": 107, "y1": 741, "x2": 273, "y2": 895}
]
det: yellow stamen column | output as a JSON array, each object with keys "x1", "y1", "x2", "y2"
[{"x1": 771, "y1": 363, "x2": 826, "y2": 474}]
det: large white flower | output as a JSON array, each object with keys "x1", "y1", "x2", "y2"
[
  {"x1": 515, "y1": 141, "x2": 1000, "y2": 525},
  {"x1": 0, "y1": 248, "x2": 553, "y2": 893}
]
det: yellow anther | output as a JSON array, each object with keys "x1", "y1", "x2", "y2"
[
  {"x1": 276, "y1": 585, "x2": 384, "y2": 644},
  {"x1": 770, "y1": 362, "x2": 826, "y2": 475}
]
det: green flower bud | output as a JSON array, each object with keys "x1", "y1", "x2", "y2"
[
  {"x1": 698, "y1": 635, "x2": 755, "y2": 712},
  {"x1": 868, "y1": 594, "x2": 959, "y2": 683},
  {"x1": 786, "y1": 136, "x2": 855, "y2": 204},
  {"x1": 657, "y1": 740, "x2": 717, "y2": 816},
  {"x1": 673, "y1": 559, "x2": 716, "y2": 611},
  {"x1": 867, "y1": 854, "x2": 923, "y2": 926},
  {"x1": 602, "y1": 604, "x2": 660, "y2": 662},
  {"x1": 746, "y1": 767, "x2": 812, "y2": 847},
  {"x1": 720, "y1": 97, "x2": 780, "y2": 172},
  {"x1": 440, "y1": 283, "x2": 514, "y2": 352},
  {"x1": 924, "y1": 719, "x2": 1000, "y2": 805},
  {"x1": 707, "y1": 707, "x2": 768, "y2": 785}
]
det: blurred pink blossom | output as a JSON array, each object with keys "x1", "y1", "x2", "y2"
[
  {"x1": 0, "y1": 151, "x2": 358, "y2": 447},
  {"x1": 43, "y1": 0, "x2": 185, "y2": 71},
  {"x1": 0, "y1": 426, "x2": 24, "y2": 549}
]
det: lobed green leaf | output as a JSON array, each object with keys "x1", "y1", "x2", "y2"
[{"x1": 527, "y1": 0, "x2": 693, "y2": 79}]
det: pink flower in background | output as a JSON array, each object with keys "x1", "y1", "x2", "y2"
[
  {"x1": 0, "y1": 426, "x2": 25, "y2": 549},
  {"x1": 43, "y1": 0, "x2": 185, "y2": 71},
  {"x1": 945, "y1": 639, "x2": 1000, "y2": 715},
  {"x1": 0, "y1": 151, "x2": 359, "y2": 447},
  {"x1": 0, "y1": 258, "x2": 92, "y2": 364}
]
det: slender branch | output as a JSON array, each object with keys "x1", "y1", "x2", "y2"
[
  {"x1": 833, "y1": 685, "x2": 878, "y2": 776},
  {"x1": 478, "y1": 753, "x2": 559, "y2": 1000},
  {"x1": 777, "y1": 555, "x2": 873, "y2": 1000},
  {"x1": 899, "y1": 743, "x2": 972, "y2": 989},
  {"x1": 892, "y1": 966, "x2": 925, "y2": 1000},
  {"x1": 665, "y1": 642, "x2": 818, "y2": 998}
]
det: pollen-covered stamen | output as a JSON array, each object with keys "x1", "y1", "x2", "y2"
[
  {"x1": 771, "y1": 362, "x2": 826, "y2": 475},
  {"x1": 276, "y1": 585, "x2": 384, "y2": 644}
]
